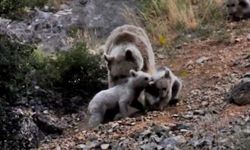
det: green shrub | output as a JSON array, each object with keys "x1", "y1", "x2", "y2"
[
  {"x1": 54, "y1": 43, "x2": 107, "y2": 97},
  {"x1": 0, "y1": 34, "x2": 106, "y2": 106},
  {"x1": 30, "y1": 43, "x2": 107, "y2": 98},
  {"x1": 0, "y1": 0, "x2": 48, "y2": 19},
  {"x1": 0, "y1": 35, "x2": 34, "y2": 103}
]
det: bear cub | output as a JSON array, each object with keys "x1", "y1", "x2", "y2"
[{"x1": 88, "y1": 70, "x2": 153, "y2": 128}]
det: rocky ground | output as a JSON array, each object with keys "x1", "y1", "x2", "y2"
[
  {"x1": 1, "y1": 0, "x2": 249, "y2": 149},
  {"x1": 0, "y1": 0, "x2": 138, "y2": 52},
  {"x1": 38, "y1": 22, "x2": 250, "y2": 149}
]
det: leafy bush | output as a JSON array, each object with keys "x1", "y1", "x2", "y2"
[
  {"x1": 54, "y1": 43, "x2": 107, "y2": 97},
  {"x1": 0, "y1": 35, "x2": 34, "y2": 103},
  {"x1": 0, "y1": 34, "x2": 106, "y2": 106},
  {"x1": 30, "y1": 43, "x2": 107, "y2": 97},
  {"x1": 0, "y1": 0, "x2": 47, "y2": 19}
]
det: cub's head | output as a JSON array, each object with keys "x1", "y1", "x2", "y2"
[
  {"x1": 104, "y1": 45, "x2": 143, "y2": 86},
  {"x1": 129, "y1": 70, "x2": 152, "y2": 88},
  {"x1": 226, "y1": 0, "x2": 239, "y2": 17},
  {"x1": 151, "y1": 69, "x2": 172, "y2": 99},
  {"x1": 226, "y1": 0, "x2": 250, "y2": 20}
]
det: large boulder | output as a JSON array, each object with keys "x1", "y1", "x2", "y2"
[
  {"x1": 33, "y1": 113, "x2": 67, "y2": 135},
  {"x1": 0, "y1": 107, "x2": 44, "y2": 149},
  {"x1": 0, "y1": 0, "x2": 139, "y2": 52},
  {"x1": 226, "y1": 74, "x2": 250, "y2": 105},
  {"x1": 78, "y1": 0, "x2": 138, "y2": 38}
]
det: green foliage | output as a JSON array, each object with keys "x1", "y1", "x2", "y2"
[
  {"x1": 0, "y1": 35, "x2": 34, "y2": 102},
  {"x1": 52, "y1": 43, "x2": 107, "y2": 97},
  {"x1": 0, "y1": 0, "x2": 48, "y2": 19},
  {"x1": 0, "y1": 34, "x2": 106, "y2": 105},
  {"x1": 31, "y1": 43, "x2": 107, "y2": 96}
]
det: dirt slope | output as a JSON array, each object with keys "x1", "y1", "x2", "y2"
[{"x1": 39, "y1": 22, "x2": 250, "y2": 150}]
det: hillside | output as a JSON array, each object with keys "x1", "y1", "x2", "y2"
[
  {"x1": 39, "y1": 22, "x2": 250, "y2": 149},
  {"x1": 0, "y1": 0, "x2": 249, "y2": 150}
]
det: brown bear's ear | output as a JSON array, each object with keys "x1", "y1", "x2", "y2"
[
  {"x1": 164, "y1": 70, "x2": 170, "y2": 78},
  {"x1": 125, "y1": 49, "x2": 134, "y2": 60},
  {"x1": 130, "y1": 69, "x2": 137, "y2": 77},
  {"x1": 104, "y1": 54, "x2": 114, "y2": 62}
]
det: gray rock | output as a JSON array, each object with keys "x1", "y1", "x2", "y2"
[
  {"x1": 194, "y1": 110, "x2": 205, "y2": 115},
  {"x1": 0, "y1": 108, "x2": 44, "y2": 149},
  {"x1": 100, "y1": 143, "x2": 110, "y2": 150},
  {"x1": 226, "y1": 77, "x2": 250, "y2": 105},
  {"x1": 115, "y1": 138, "x2": 138, "y2": 150},
  {"x1": 196, "y1": 56, "x2": 210, "y2": 64},
  {"x1": 247, "y1": 34, "x2": 250, "y2": 41},
  {"x1": 243, "y1": 72, "x2": 250, "y2": 78},
  {"x1": 242, "y1": 128, "x2": 250, "y2": 136},
  {"x1": 190, "y1": 135, "x2": 214, "y2": 148},
  {"x1": 76, "y1": 144, "x2": 87, "y2": 149},
  {"x1": 0, "y1": 0, "x2": 139, "y2": 52},
  {"x1": 85, "y1": 141, "x2": 101, "y2": 149},
  {"x1": 140, "y1": 142, "x2": 159, "y2": 150},
  {"x1": 78, "y1": 0, "x2": 139, "y2": 38},
  {"x1": 33, "y1": 113, "x2": 66, "y2": 135},
  {"x1": 161, "y1": 136, "x2": 186, "y2": 147},
  {"x1": 183, "y1": 112, "x2": 194, "y2": 119}
]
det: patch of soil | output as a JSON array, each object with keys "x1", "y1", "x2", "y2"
[{"x1": 38, "y1": 22, "x2": 250, "y2": 149}]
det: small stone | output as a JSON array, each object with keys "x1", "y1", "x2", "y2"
[
  {"x1": 111, "y1": 122, "x2": 119, "y2": 128},
  {"x1": 180, "y1": 129, "x2": 189, "y2": 133},
  {"x1": 242, "y1": 128, "x2": 250, "y2": 136},
  {"x1": 175, "y1": 44, "x2": 182, "y2": 49},
  {"x1": 172, "y1": 114, "x2": 179, "y2": 117},
  {"x1": 56, "y1": 146, "x2": 61, "y2": 150},
  {"x1": 226, "y1": 77, "x2": 250, "y2": 105},
  {"x1": 60, "y1": 4, "x2": 69, "y2": 10},
  {"x1": 202, "y1": 101, "x2": 209, "y2": 106},
  {"x1": 76, "y1": 144, "x2": 86, "y2": 149},
  {"x1": 101, "y1": 144, "x2": 110, "y2": 150},
  {"x1": 43, "y1": 110, "x2": 49, "y2": 114},
  {"x1": 196, "y1": 56, "x2": 210, "y2": 64},
  {"x1": 183, "y1": 112, "x2": 193, "y2": 119},
  {"x1": 161, "y1": 136, "x2": 186, "y2": 147},
  {"x1": 244, "y1": 72, "x2": 250, "y2": 78},
  {"x1": 194, "y1": 110, "x2": 205, "y2": 115},
  {"x1": 235, "y1": 38, "x2": 242, "y2": 42},
  {"x1": 157, "y1": 54, "x2": 165, "y2": 59},
  {"x1": 79, "y1": 0, "x2": 89, "y2": 5},
  {"x1": 247, "y1": 34, "x2": 250, "y2": 41},
  {"x1": 44, "y1": 5, "x2": 49, "y2": 11}
]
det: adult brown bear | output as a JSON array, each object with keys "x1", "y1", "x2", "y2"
[{"x1": 104, "y1": 24, "x2": 156, "y2": 88}]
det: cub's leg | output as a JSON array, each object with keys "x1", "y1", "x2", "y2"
[
  {"x1": 118, "y1": 99, "x2": 130, "y2": 118},
  {"x1": 169, "y1": 79, "x2": 182, "y2": 105},
  {"x1": 88, "y1": 112, "x2": 104, "y2": 128},
  {"x1": 158, "y1": 99, "x2": 168, "y2": 111},
  {"x1": 88, "y1": 106, "x2": 106, "y2": 128}
]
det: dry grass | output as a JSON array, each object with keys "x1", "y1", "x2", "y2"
[
  {"x1": 47, "y1": 0, "x2": 68, "y2": 9},
  {"x1": 167, "y1": 0, "x2": 197, "y2": 30},
  {"x1": 137, "y1": 0, "x2": 226, "y2": 48}
]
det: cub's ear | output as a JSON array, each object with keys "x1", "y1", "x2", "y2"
[
  {"x1": 164, "y1": 70, "x2": 170, "y2": 78},
  {"x1": 125, "y1": 49, "x2": 134, "y2": 60},
  {"x1": 104, "y1": 54, "x2": 114, "y2": 62},
  {"x1": 130, "y1": 69, "x2": 137, "y2": 77}
]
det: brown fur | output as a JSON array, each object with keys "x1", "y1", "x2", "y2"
[
  {"x1": 144, "y1": 67, "x2": 182, "y2": 110},
  {"x1": 104, "y1": 25, "x2": 156, "y2": 88}
]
